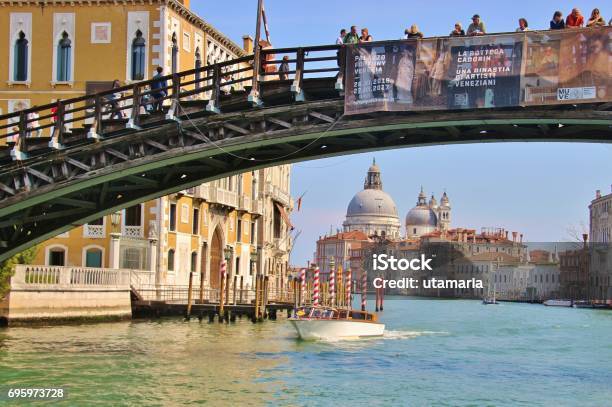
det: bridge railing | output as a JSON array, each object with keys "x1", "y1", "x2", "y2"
[
  {"x1": 1, "y1": 27, "x2": 609, "y2": 163},
  {"x1": 0, "y1": 42, "x2": 345, "y2": 162}
]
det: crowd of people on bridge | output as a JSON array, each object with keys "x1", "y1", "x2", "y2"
[{"x1": 336, "y1": 7, "x2": 611, "y2": 44}]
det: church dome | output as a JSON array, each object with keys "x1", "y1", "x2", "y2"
[
  {"x1": 346, "y1": 189, "x2": 399, "y2": 218},
  {"x1": 405, "y1": 206, "x2": 438, "y2": 227}
]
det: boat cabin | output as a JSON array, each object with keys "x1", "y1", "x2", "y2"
[{"x1": 294, "y1": 306, "x2": 378, "y2": 322}]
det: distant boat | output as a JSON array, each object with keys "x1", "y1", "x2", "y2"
[
  {"x1": 543, "y1": 299, "x2": 572, "y2": 307},
  {"x1": 289, "y1": 306, "x2": 385, "y2": 340},
  {"x1": 572, "y1": 300, "x2": 594, "y2": 308},
  {"x1": 482, "y1": 282, "x2": 498, "y2": 305}
]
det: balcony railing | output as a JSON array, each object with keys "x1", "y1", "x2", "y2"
[
  {"x1": 264, "y1": 182, "x2": 291, "y2": 207},
  {"x1": 83, "y1": 224, "x2": 105, "y2": 238},
  {"x1": 209, "y1": 187, "x2": 238, "y2": 208},
  {"x1": 251, "y1": 198, "x2": 264, "y2": 216},
  {"x1": 195, "y1": 184, "x2": 210, "y2": 200},
  {"x1": 122, "y1": 225, "x2": 144, "y2": 238},
  {"x1": 238, "y1": 195, "x2": 251, "y2": 212}
]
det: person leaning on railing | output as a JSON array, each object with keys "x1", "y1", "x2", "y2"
[
  {"x1": 405, "y1": 24, "x2": 424, "y2": 39},
  {"x1": 467, "y1": 14, "x2": 486, "y2": 36},
  {"x1": 516, "y1": 18, "x2": 529, "y2": 32},
  {"x1": 449, "y1": 23, "x2": 465, "y2": 37},
  {"x1": 550, "y1": 11, "x2": 566, "y2": 29},
  {"x1": 586, "y1": 8, "x2": 606, "y2": 27},
  {"x1": 566, "y1": 8, "x2": 584, "y2": 28},
  {"x1": 343, "y1": 26, "x2": 360, "y2": 44}
]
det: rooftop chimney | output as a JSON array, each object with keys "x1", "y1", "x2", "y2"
[
  {"x1": 505, "y1": 231, "x2": 509, "y2": 240},
  {"x1": 519, "y1": 233, "x2": 523, "y2": 243},
  {"x1": 596, "y1": 190, "x2": 601, "y2": 199},
  {"x1": 243, "y1": 35, "x2": 254, "y2": 54},
  {"x1": 582, "y1": 233, "x2": 588, "y2": 249},
  {"x1": 512, "y1": 231, "x2": 517, "y2": 242}
]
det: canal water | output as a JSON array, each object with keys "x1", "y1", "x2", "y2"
[{"x1": 1, "y1": 298, "x2": 611, "y2": 406}]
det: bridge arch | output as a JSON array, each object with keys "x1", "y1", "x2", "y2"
[{"x1": 0, "y1": 29, "x2": 610, "y2": 262}]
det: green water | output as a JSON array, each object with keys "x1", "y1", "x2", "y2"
[{"x1": 1, "y1": 298, "x2": 611, "y2": 406}]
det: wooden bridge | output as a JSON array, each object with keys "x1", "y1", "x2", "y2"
[{"x1": 0, "y1": 29, "x2": 610, "y2": 261}]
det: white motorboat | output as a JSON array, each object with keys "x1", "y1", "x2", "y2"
[
  {"x1": 289, "y1": 306, "x2": 385, "y2": 340},
  {"x1": 543, "y1": 299, "x2": 572, "y2": 307}
]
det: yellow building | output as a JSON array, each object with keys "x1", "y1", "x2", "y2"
[{"x1": 0, "y1": 0, "x2": 293, "y2": 290}]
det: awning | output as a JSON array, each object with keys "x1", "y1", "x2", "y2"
[{"x1": 274, "y1": 202, "x2": 293, "y2": 230}]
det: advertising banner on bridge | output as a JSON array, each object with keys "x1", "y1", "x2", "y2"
[
  {"x1": 522, "y1": 28, "x2": 611, "y2": 106},
  {"x1": 344, "y1": 27, "x2": 611, "y2": 115}
]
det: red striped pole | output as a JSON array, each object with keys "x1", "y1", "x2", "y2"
[
  {"x1": 329, "y1": 266, "x2": 335, "y2": 306},
  {"x1": 361, "y1": 270, "x2": 367, "y2": 311},
  {"x1": 313, "y1": 266, "x2": 320, "y2": 306},
  {"x1": 300, "y1": 268, "x2": 306, "y2": 306},
  {"x1": 346, "y1": 268, "x2": 352, "y2": 308}
]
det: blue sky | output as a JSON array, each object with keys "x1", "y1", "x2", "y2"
[{"x1": 193, "y1": 1, "x2": 612, "y2": 264}]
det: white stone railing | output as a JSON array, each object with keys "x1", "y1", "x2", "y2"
[
  {"x1": 265, "y1": 182, "x2": 291, "y2": 207},
  {"x1": 210, "y1": 187, "x2": 238, "y2": 208},
  {"x1": 83, "y1": 224, "x2": 105, "y2": 238},
  {"x1": 239, "y1": 195, "x2": 251, "y2": 212},
  {"x1": 251, "y1": 198, "x2": 263, "y2": 215},
  {"x1": 122, "y1": 225, "x2": 143, "y2": 238},
  {"x1": 11, "y1": 265, "x2": 131, "y2": 289}
]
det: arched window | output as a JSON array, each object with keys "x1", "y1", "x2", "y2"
[
  {"x1": 194, "y1": 47, "x2": 202, "y2": 89},
  {"x1": 85, "y1": 247, "x2": 103, "y2": 268},
  {"x1": 171, "y1": 32, "x2": 178, "y2": 74},
  {"x1": 131, "y1": 30, "x2": 146, "y2": 81},
  {"x1": 191, "y1": 251, "x2": 197, "y2": 272},
  {"x1": 14, "y1": 31, "x2": 28, "y2": 81},
  {"x1": 168, "y1": 249, "x2": 175, "y2": 271},
  {"x1": 57, "y1": 31, "x2": 72, "y2": 82}
]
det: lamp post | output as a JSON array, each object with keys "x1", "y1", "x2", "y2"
[{"x1": 109, "y1": 211, "x2": 121, "y2": 269}]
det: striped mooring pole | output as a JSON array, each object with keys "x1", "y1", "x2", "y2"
[
  {"x1": 346, "y1": 268, "x2": 352, "y2": 307},
  {"x1": 361, "y1": 270, "x2": 367, "y2": 311},
  {"x1": 329, "y1": 259, "x2": 335, "y2": 307},
  {"x1": 313, "y1": 266, "x2": 320, "y2": 306}
]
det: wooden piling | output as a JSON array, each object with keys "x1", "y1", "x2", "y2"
[
  {"x1": 254, "y1": 275, "x2": 260, "y2": 321},
  {"x1": 185, "y1": 271, "x2": 194, "y2": 320},
  {"x1": 232, "y1": 275, "x2": 237, "y2": 305},
  {"x1": 219, "y1": 260, "x2": 226, "y2": 318},
  {"x1": 262, "y1": 276, "x2": 269, "y2": 321},
  {"x1": 239, "y1": 276, "x2": 244, "y2": 304}
]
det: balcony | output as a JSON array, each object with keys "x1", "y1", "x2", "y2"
[
  {"x1": 209, "y1": 187, "x2": 238, "y2": 208},
  {"x1": 264, "y1": 182, "x2": 291, "y2": 207},
  {"x1": 238, "y1": 195, "x2": 251, "y2": 212},
  {"x1": 194, "y1": 184, "x2": 210, "y2": 200},
  {"x1": 251, "y1": 198, "x2": 264, "y2": 216}
]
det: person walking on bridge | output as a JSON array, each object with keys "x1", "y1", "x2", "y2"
[
  {"x1": 360, "y1": 28, "x2": 373, "y2": 42},
  {"x1": 151, "y1": 67, "x2": 168, "y2": 113}
]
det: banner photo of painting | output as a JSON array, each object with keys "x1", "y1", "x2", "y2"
[
  {"x1": 345, "y1": 42, "x2": 417, "y2": 115},
  {"x1": 446, "y1": 35, "x2": 523, "y2": 109},
  {"x1": 522, "y1": 27, "x2": 610, "y2": 105}
]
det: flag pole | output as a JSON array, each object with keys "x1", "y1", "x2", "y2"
[{"x1": 248, "y1": 0, "x2": 264, "y2": 106}]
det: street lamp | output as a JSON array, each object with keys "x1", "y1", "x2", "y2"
[
  {"x1": 110, "y1": 211, "x2": 121, "y2": 234},
  {"x1": 224, "y1": 246, "x2": 233, "y2": 261}
]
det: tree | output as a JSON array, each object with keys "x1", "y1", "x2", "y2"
[{"x1": 0, "y1": 246, "x2": 38, "y2": 299}]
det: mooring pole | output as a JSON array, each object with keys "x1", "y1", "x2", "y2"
[
  {"x1": 186, "y1": 271, "x2": 194, "y2": 320},
  {"x1": 219, "y1": 260, "x2": 226, "y2": 319},
  {"x1": 239, "y1": 275, "x2": 244, "y2": 304}
]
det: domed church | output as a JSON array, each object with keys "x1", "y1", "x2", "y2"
[
  {"x1": 342, "y1": 159, "x2": 401, "y2": 239},
  {"x1": 405, "y1": 187, "x2": 451, "y2": 239}
]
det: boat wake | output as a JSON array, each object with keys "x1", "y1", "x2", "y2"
[{"x1": 383, "y1": 330, "x2": 449, "y2": 340}]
